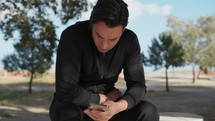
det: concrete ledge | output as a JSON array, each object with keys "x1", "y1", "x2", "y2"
[
  {"x1": 160, "y1": 112, "x2": 204, "y2": 121},
  {"x1": 1, "y1": 112, "x2": 204, "y2": 121}
]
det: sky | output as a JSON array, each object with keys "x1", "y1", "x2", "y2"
[{"x1": 0, "y1": 0, "x2": 215, "y2": 71}]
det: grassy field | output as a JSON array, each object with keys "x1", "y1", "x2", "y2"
[
  {"x1": 0, "y1": 71, "x2": 126, "y2": 107},
  {"x1": 0, "y1": 90, "x2": 53, "y2": 119},
  {"x1": 0, "y1": 74, "x2": 55, "y2": 85}
]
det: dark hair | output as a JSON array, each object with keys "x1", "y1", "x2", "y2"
[{"x1": 90, "y1": 0, "x2": 129, "y2": 28}]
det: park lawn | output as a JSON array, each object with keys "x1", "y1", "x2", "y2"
[
  {"x1": 0, "y1": 76, "x2": 126, "y2": 107},
  {"x1": 0, "y1": 75, "x2": 55, "y2": 86},
  {"x1": 0, "y1": 90, "x2": 53, "y2": 107}
]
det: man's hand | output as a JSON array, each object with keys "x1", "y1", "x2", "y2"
[
  {"x1": 84, "y1": 99, "x2": 128, "y2": 121},
  {"x1": 87, "y1": 88, "x2": 127, "y2": 120},
  {"x1": 84, "y1": 100, "x2": 120, "y2": 121}
]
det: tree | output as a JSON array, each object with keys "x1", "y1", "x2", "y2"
[
  {"x1": 141, "y1": 52, "x2": 148, "y2": 66},
  {"x1": 2, "y1": 16, "x2": 56, "y2": 93},
  {"x1": 197, "y1": 16, "x2": 215, "y2": 78},
  {"x1": 167, "y1": 16, "x2": 203, "y2": 83},
  {"x1": 0, "y1": 0, "x2": 89, "y2": 93},
  {"x1": 147, "y1": 33, "x2": 184, "y2": 92},
  {"x1": 167, "y1": 16, "x2": 215, "y2": 82}
]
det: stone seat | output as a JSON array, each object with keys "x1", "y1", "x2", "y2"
[
  {"x1": 1, "y1": 112, "x2": 204, "y2": 121},
  {"x1": 160, "y1": 112, "x2": 204, "y2": 121}
]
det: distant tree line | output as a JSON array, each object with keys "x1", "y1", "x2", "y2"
[{"x1": 143, "y1": 15, "x2": 215, "y2": 92}]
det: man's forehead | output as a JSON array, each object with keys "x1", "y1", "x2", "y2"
[{"x1": 93, "y1": 22, "x2": 124, "y2": 39}]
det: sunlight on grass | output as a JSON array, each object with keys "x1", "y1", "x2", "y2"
[
  {"x1": 0, "y1": 70, "x2": 55, "y2": 85},
  {"x1": 115, "y1": 79, "x2": 126, "y2": 87},
  {"x1": 0, "y1": 76, "x2": 55, "y2": 85}
]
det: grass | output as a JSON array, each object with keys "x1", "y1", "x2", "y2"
[
  {"x1": 0, "y1": 90, "x2": 53, "y2": 119},
  {"x1": 0, "y1": 90, "x2": 53, "y2": 107},
  {"x1": 115, "y1": 79, "x2": 126, "y2": 87},
  {"x1": 0, "y1": 76, "x2": 55, "y2": 86},
  {"x1": 0, "y1": 70, "x2": 55, "y2": 85},
  {"x1": 0, "y1": 113, "x2": 15, "y2": 118},
  {"x1": 0, "y1": 91, "x2": 28, "y2": 106}
]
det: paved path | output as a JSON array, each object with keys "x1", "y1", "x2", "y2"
[{"x1": 160, "y1": 112, "x2": 203, "y2": 121}]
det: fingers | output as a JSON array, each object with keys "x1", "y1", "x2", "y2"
[{"x1": 84, "y1": 109, "x2": 109, "y2": 121}]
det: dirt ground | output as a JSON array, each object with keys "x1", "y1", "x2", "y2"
[
  {"x1": 0, "y1": 70, "x2": 215, "y2": 121},
  {"x1": 144, "y1": 71, "x2": 215, "y2": 121}
]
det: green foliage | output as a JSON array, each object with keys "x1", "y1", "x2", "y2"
[
  {"x1": 141, "y1": 52, "x2": 148, "y2": 66},
  {"x1": 146, "y1": 33, "x2": 185, "y2": 92},
  {"x1": 1, "y1": 14, "x2": 57, "y2": 89},
  {"x1": 0, "y1": 0, "x2": 89, "y2": 93},
  {"x1": 167, "y1": 15, "x2": 215, "y2": 82},
  {"x1": 60, "y1": 0, "x2": 89, "y2": 24},
  {"x1": 147, "y1": 33, "x2": 185, "y2": 70},
  {"x1": 147, "y1": 38, "x2": 163, "y2": 70},
  {"x1": 197, "y1": 16, "x2": 215, "y2": 71}
]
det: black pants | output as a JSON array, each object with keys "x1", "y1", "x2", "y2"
[{"x1": 49, "y1": 100, "x2": 159, "y2": 121}]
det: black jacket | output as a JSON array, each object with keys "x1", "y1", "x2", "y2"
[{"x1": 55, "y1": 21, "x2": 146, "y2": 109}]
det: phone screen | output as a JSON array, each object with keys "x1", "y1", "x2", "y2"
[{"x1": 88, "y1": 103, "x2": 108, "y2": 112}]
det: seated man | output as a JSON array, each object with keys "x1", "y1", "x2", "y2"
[{"x1": 49, "y1": 0, "x2": 159, "y2": 121}]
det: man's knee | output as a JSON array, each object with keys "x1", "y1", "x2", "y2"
[
  {"x1": 136, "y1": 101, "x2": 159, "y2": 121},
  {"x1": 49, "y1": 101, "x2": 83, "y2": 121},
  {"x1": 139, "y1": 101, "x2": 158, "y2": 114}
]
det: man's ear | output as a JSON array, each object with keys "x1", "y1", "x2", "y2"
[
  {"x1": 120, "y1": 28, "x2": 125, "y2": 35},
  {"x1": 122, "y1": 28, "x2": 126, "y2": 32}
]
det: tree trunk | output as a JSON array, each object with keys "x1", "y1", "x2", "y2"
[
  {"x1": 29, "y1": 73, "x2": 34, "y2": 93},
  {"x1": 165, "y1": 68, "x2": 169, "y2": 92},
  {"x1": 192, "y1": 63, "x2": 196, "y2": 83},
  {"x1": 197, "y1": 70, "x2": 201, "y2": 79}
]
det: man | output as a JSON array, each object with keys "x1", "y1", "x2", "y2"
[{"x1": 49, "y1": 0, "x2": 159, "y2": 121}]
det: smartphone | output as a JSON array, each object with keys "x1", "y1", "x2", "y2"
[{"x1": 88, "y1": 103, "x2": 109, "y2": 112}]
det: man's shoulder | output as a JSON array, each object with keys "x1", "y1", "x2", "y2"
[
  {"x1": 73, "y1": 20, "x2": 90, "y2": 29},
  {"x1": 119, "y1": 28, "x2": 140, "y2": 51},
  {"x1": 59, "y1": 20, "x2": 91, "y2": 47},
  {"x1": 63, "y1": 20, "x2": 90, "y2": 34},
  {"x1": 123, "y1": 29, "x2": 137, "y2": 38},
  {"x1": 121, "y1": 28, "x2": 138, "y2": 43}
]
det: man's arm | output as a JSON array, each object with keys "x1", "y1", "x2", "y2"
[
  {"x1": 84, "y1": 95, "x2": 128, "y2": 121},
  {"x1": 100, "y1": 88, "x2": 128, "y2": 112},
  {"x1": 121, "y1": 32, "x2": 146, "y2": 110},
  {"x1": 55, "y1": 28, "x2": 100, "y2": 106}
]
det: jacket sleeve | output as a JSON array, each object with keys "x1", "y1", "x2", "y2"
[
  {"x1": 121, "y1": 33, "x2": 146, "y2": 109},
  {"x1": 55, "y1": 28, "x2": 99, "y2": 107}
]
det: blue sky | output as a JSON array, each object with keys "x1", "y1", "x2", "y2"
[{"x1": 0, "y1": 0, "x2": 215, "y2": 71}]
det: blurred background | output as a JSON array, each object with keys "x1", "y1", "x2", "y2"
[{"x1": 0, "y1": 0, "x2": 215, "y2": 121}]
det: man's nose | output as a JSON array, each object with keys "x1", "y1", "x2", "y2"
[{"x1": 100, "y1": 41, "x2": 109, "y2": 50}]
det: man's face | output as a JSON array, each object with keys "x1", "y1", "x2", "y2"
[{"x1": 92, "y1": 21, "x2": 124, "y2": 53}]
